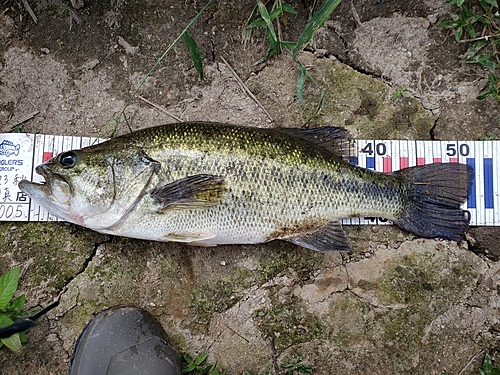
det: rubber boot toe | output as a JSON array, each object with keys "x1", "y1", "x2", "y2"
[{"x1": 69, "y1": 305, "x2": 181, "y2": 375}]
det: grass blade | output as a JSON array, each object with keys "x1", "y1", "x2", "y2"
[
  {"x1": 296, "y1": 63, "x2": 307, "y2": 105},
  {"x1": 267, "y1": 29, "x2": 279, "y2": 55},
  {"x1": 293, "y1": 0, "x2": 341, "y2": 60},
  {"x1": 183, "y1": 32, "x2": 204, "y2": 80},
  {"x1": 304, "y1": 68, "x2": 325, "y2": 123},
  {"x1": 257, "y1": 0, "x2": 279, "y2": 55},
  {"x1": 100, "y1": 0, "x2": 214, "y2": 138},
  {"x1": 280, "y1": 40, "x2": 297, "y2": 49},
  {"x1": 306, "y1": 89, "x2": 324, "y2": 123},
  {"x1": 282, "y1": 3, "x2": 297, "y2": 14},
  {"x1": 247, "y1": 18, "x2": 267, "y2": 28}
]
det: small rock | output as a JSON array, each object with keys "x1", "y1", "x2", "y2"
[
  {"x1": 427, "y1": 14, "x2": 438, "y2": 24},
  {"x1": 118, "y1": 36, "x2": 139, "y2": 55},
  {"x1": 70, "y1": 0, "x2": 84, "y2": 9},
  {"x1": 418, "y1": 17, "x2": 430, "y2": 29},
  {"x1": 46, "y1": 333, "x2": 58, "y2": 342}
]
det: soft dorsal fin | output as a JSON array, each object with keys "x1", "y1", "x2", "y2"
[
  {"x1": 280, "y1": 126, "x2": 354, "y2": 162},
  {"x1": 287, "y1": 220, "x2": 351, "y2": 252}
]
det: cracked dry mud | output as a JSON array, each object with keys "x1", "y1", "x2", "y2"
[{"x1": 1, "y1": 1, "x2": 500, "y2": 374}]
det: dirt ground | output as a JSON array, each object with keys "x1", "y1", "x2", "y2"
[{"x1": 1, "y1": 0, "x2": 500, "y2": 374}]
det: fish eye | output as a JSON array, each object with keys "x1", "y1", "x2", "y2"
[{"x1": 59, "y1": 151, "x2": 77, "y2": 168}]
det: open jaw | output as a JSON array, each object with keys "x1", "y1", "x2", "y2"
[{"x1": 19, "y1": 164, "x2": 72, "y2": 205}]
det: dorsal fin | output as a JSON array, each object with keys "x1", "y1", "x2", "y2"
[{"x1": 280, "y1": 126, "x2": 354, "y2": 162}]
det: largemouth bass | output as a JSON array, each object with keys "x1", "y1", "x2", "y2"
[{"x1": 19, "y1": 122, "x2": 473, "y2": 252}]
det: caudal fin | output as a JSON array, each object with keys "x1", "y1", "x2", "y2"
[{"x1": 393, "y1": 163, "x2": 474, "y2": 241}]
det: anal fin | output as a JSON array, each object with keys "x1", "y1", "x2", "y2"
[{"x1": 287, "y1": 220, "x2": 351, "y2": 252}]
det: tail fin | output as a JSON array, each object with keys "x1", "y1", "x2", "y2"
[{"x1": 393, "y1": 163, "x2": 474, "y2": 241}]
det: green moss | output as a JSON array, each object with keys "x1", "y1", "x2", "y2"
[
  {"x1": 324, "y1": 294, "x2": 373, "y2": 347},
  {"x1": 61, "y1": 297, "x2": 110, "y2": 334},
  {"x1": 253, "y1": 243, "x2": 325, "y2": 285},
  {"x1": 0, "y1": 222, "x2": 96, "y2": 292},
  {"x1": 374, "y1": 306, "x2": 430, "y2": 373},
  {"x1": 255, "y1": 296, "x2": 323, "y2": 352},
  {"x1": 387, "y1": 97, "x2": 434, "y2": 139},
  {"x1": 188, "y1": 266, "x2": 253, "y2": 331},
  {"x1": 377, "y1": 248, "x2": 478, "y2": 310}
]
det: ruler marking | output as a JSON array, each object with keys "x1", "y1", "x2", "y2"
[
  {"x1": 408, "y1": 141, "x2": 416, "y2": 168},
  {"x1": 399, "y1": 140, "x2": 408, "y2": 169},
  {"x1": 495, "y1": 142, "x2": 500, "y2": 225},
  {"x1": 416, "y1": 141, "x2": 424, "y2": 166},
  {"x1": 483, "y1": 141, "x2": 494, "y2": 226},
  {"x1": 476, "y1": 142, "x2": 485, "y2": 225},
  {"x1": 466, "y1": 158, "x2": 477, "y2": 209},
  {"x1": 432, "y1": 140, "x2": 442, "y2": 163},
  {"x1": 484, "y1": 152, "x2": 494, "y2": 209}
]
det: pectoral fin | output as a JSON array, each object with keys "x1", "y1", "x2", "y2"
[
  {"x1": 287, "y1": 220, "x2": 351, "y2": 252},
  {"x1": 151, "y1": 174, "x2": 225, "y2": 213}
]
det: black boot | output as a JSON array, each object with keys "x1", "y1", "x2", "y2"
[{"x1": 69, "y1": 305, "x2": 182, "y2": 375}]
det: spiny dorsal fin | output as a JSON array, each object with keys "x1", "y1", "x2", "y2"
[
  {"x1": 151, "y1": 174, "x2": 225, "y2": 213},
  {"x1": 280, "y1": 126, "x2": 354, "y2": 162}
]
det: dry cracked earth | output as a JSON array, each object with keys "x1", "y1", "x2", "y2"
[{"x1": 1, "y1": 0, "x2": 500, "y2": 374}]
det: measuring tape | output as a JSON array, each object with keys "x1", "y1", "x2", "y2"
[{"x1": 0, "y1": 133, "x2": 497, "y2": 226}]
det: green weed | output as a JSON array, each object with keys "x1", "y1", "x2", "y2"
[
  {"x1": 441, "y1": 0, "x2": 500, "y2": 100},
  {"x1": 478, "y1": 131, "x2": 496, "y2": 140},
  {"x1": 246, "y1": 0, "x2": 341, "y2": 120},
  {"x1": 12, "y1": 124, "x2": 26, "y2": 133},
  {"x1": 282, "y1": 355, "x2": 313, "y2": 375},
  {"x1": 478, "y1": 72, "x2": 500, "y2": 100},
  {"x1": 479, "y1": 353, "x2": 500, "y2": 375},
  {"x1": 246, "y1": 0, "x2": 298, "y2": 59},
  {"x1": 106, "y1": 0, "x2": 342, "y2": 136},
  {"x1": 102, "y1": 0, "x2": 213, "y2": 138},
  {"x1": 292, "y1": 0, "x2": 342, "y2": 60},
  {"x1": 180, "y1": 352, "x2": 225, "y2": 375},
  {"x1": 180, "y1": 351, "x2": 313, "y2": 375},
  {"x1": 253, "y1": 308, "x2": 265, "y2": 317},
  {"x1": 391, "y1": 85, "x2": 410, "y2": 100},
  {"x1": 0, "y1": 268, "x2": 27, "y2": 351},
  {"x1": 442, "y1": 353, "x2": 500, "y2": 375}
]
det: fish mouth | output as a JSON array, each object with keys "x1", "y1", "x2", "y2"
[{"x1": 19, "y1": 164, "x2": 73, "y2": 204}]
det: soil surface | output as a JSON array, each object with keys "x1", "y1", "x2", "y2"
[{"x1": 1, "y1": 1, "x2": 500, "y2": 374}]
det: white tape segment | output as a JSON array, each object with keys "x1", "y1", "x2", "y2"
[{"x1": 0, "y1": 133, "x2": 497, "y2": 226}]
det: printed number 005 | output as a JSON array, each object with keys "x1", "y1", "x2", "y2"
[{"x1": 0, "y1": 204, "x2": 23, "y2": 219}]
